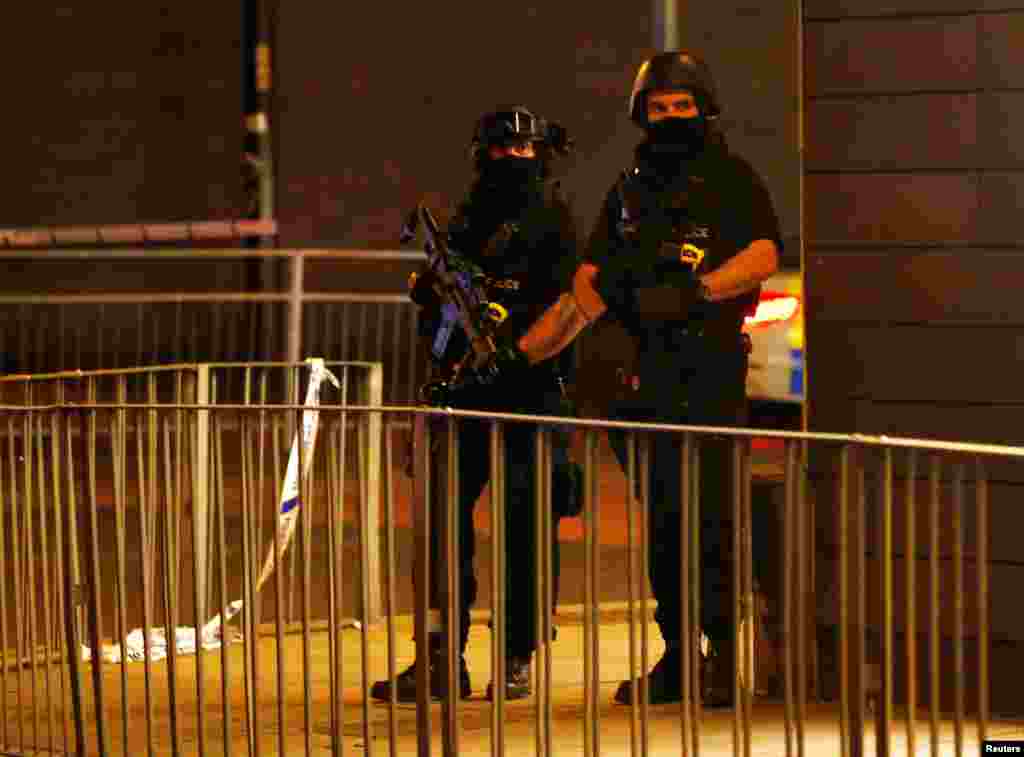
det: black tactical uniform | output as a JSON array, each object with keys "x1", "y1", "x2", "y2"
[
  {"x1": 371, "y1": 106, "x2": 580, "y2": 702},
  {"x1": 585, "y1": 53, "x2": 783, "y2": 706}
]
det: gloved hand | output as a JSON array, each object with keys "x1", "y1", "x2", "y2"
[
  {"x1": 595, "y1": 248, "x2": 708, "y2": 320},
  {"x1": 473, "y1": 339, "x2": 530, "y2": 386},
  {"x1": 632, "y1": 268, "x2": 707, "y2": 320}
]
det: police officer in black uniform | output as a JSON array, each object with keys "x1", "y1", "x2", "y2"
[
  {"x1": 515, "y1": 52, "x2": 782, "y2": 707},
  {"x1": 370, "y1": 105, "x2": 579, "y2": 702}
]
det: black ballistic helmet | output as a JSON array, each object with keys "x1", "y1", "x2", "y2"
[
  {"x1": 471, "y1": 106, "x2": 545, "y2": 159},
  {"x1": 628, "y1": 51, "x2": 721, "y2": 126},
  {"x1": 470, "y1": 106, "x2": 574, "y2": 164}
]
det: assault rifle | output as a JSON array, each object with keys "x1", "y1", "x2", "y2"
[{"x1": 400, "y1": 204, "x2": 509, "y2": 405}]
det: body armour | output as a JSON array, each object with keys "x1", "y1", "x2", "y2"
[
  {"x1": 586, "y1": 141, "x2": 782, "y2": 356},
  {"x1": 424, "y1": 178, "x2": 579, "y2": 398}
]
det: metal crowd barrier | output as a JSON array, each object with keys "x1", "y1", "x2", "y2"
[
  {"x1": 0, "y1": 248, "x2": 429, "y2": 405},
  {"x1": 0, "y1": 398, "x2": 1018, "y2": 756}
]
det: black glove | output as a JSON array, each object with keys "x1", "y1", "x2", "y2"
[
  {"x1": 632, "y1": 268, "x2": 707, "y2": 320},
  {"x1": 596, "y1": 249, "x2": 708, "y2": 320},
  {"x1": 473, "y1": 339, "x2": 530, "y2": 386}
]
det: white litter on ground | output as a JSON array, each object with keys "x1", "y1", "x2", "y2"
[{"x1": 82, "y1": 600, "x2": 243, "y2": 664}]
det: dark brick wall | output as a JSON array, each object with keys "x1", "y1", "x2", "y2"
[
  {"x1": 804, "y1": 2, "x2": 1024, "y2": 714},
  {"x1": 1, "y1": 3, "x2": 246, "y2": 227}
]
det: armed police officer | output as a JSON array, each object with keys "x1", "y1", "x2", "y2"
[
  {"x1": 370, "y1": 106, "x2": 579, "y2": 703},
  {"x1": 515, "y1": 52, "x2": 782, "y2": 707}
]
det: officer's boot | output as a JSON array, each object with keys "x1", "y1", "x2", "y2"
[
  {"x1": 701, "y1": 639, "x2": 736, "y2": 708},
  {"x1": 485, "y1": 652, "x2": 532, "y2": 701},
  {"x1": 369, "y1": 634, "x2": 472, "y2": 702},
  {"x1": 613, "y1": 645, "x2": 684, "y2": 705}
]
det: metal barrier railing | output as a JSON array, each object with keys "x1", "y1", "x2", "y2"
[
  {"x1": 0, "y1": 401, "x2": 1018, "y2": 756},
  {"x1": 0, "y1": 249, "x2": 429, "y2": 405},
  {"x1": 0, "y1": 360, "x2": 384, "y2": 643}
]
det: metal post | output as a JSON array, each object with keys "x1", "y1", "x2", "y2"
[
  {"x1": 653, "y1": 0, "x2": 680, "y2": 51},
  {"x1": 360, "y1": 363, "x2": 384, "y2": 622},
  {"x1": 193, "y1": 365, "x2": 211, "y2": 627},
  {"x1": 287, "y1": 253, "x2": 304, "y2": 364}
]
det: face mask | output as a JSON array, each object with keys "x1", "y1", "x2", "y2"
[
  {"x1": 481, "y1": 156, "x2": 542, "y2": 188},
  {"x1": 647, "y1": 116, "x2": 707, "y2": 152}
]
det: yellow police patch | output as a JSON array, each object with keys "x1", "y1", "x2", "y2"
[{"x1": 679, "y1": 243, "x2": 706, "y2": 270}]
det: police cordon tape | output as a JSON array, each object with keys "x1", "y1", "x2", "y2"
[{"x1": 81, "y1": 358, "x2": 341, "y2": 664}]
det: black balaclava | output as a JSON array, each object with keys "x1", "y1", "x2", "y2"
[
  {"x1": 647, "y1": 114, "x2": 708, "y2": 154},
  {"x1": 479, "y1": 155, "x2": 543, "y2": 192}
]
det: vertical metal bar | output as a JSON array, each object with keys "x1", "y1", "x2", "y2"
[
  {"x1": 851, "y1": 448, "x2": 867, "y2": 757},
  {"x1": 975, "y1": 456, "x2": 989, "y2": 747},
  {"x1": 147, "y1": 374, "x2": 159, "y2": 634},
  {"x1": 837, "y1": 445, "x2": 849, "y2": 757},
  {"x1": 442, "y1": 415, "x2": 459, "y2": 757},
  {"x1": 689, "y1": 437, "x2": 701, "y2": 757},
  {"x1": 952, "y1": 462, "x2": 964, "y2": 757},
  {"x1": 61, "y1": 410, "x2": 88, "y2": 757},
  {"x1": 928, "y1": 455, "x2": 940, "y2": 757},
  {"x1": 252, "y1": 375, "x2": 269, "y2": 757},
  {"x1": 638, "y1": 432, "x2": 651, "y2": 754},
  {"x1": 625, "y1": 432, "x2": 640, "y2": 757},
  {"x1": 9, "y1": 413, "x2": 26, "y2": 754},
  {"x1": 542, "y1": 426, "x2": 554, "y2": 757},
  {"x1": 299, "y1": 402, "x2": 314, "y2": 757},
  {"x1": 214, "y1": 404, "x2": 234, "y2": 757},
  {"x1": 796, "y1": 440, "x2": 808, "y2": 757},
  {"x1": 113, "y1": 377, "x2": 131, "y2": 757},
  {"x1": 22, "y1": 406, "x2": 40, "y2": 751},
  {"x1": 375, "y1": 303, "x2": 386, "y2": 367},
  {"x1": 589, "y1": 428, "x2": 602, "y2": 756},
  {"x1": 582, "y1": 428, "x2": 595, "y2": 757},
  {"x1": 407, "y1": 307, "x2": 419, "y2": 405},
  {"x1": 533, "y1": 426, "x2": 548, "y2": 757},
  {"x1": 905, "y1": 450, "x2": 918, "y2": 757},
  {"x1": 361, "y1": 363, "x2": 384, "y2": 624},
  {"x1": 383, "y1": 416, "x2": 399, "y2": 757},
  {"x1": 0, "y1": 414, "x2": 10, "y2": 752},
  {"x1": 162, "y1": 410, "x2": 181, "y2": 756},
  {"x1": 731, "y1": 440, "x2": 742, "y2": 757},
  {"x1": 287, "y1": 251, "x2": 304, "y2": 364},
  {"x1": 879, "y1": 448, "x2": 893, "y2": 757},
  {"x1": 339, "y1": 304, "x2": 352, "y2": 362},
  {"x1": 389, "y1": 304, "x2": 402, "y2": 403},
  {"x1": 325, "y1": 413, "x2": 341, "y2": 757},
  {"x1": 782, "y1": 441, "x2": 797, "y2": 757},
  {"x1": 135, "y1": 408, "x2": 156, "y2": 757},
  {"x1": 288, "y1": 369, "x2": 300, "y2": 624},
  {"x1": 358, "y1": 409, "x2": 377, "y2": 757},
  {"x1": 489, "y1": 420, "x2": 507, "y2": 757},
  {"x1": 652, "y1": 0, "x2": 678, "y2": 50},
  {"x1": 32, "y1": 412, "x2": 55, "y2": 754},
  {"x1": 273, "y1": 402, "x2": 288, "y2": 757},
  {"x1": 49, "y1": 399, "x2": 71, "y2": 756},
  {"x1": 84, "y1": 405, "x2": 112, "y2": 756},
  {"x1": 240, "y1": 404, "x2": 260, "y2": 757},
  {"x1": 742, "y1": 439, "x2": 754, "y2": 757},
  {"x1": 412, "y1": 413, "x2": 432, "y2": 757},
  {"x1": 357, "y1": 302, "x2": 369, "y2": 364},
  {"x1": 191, "y1": 369, "x2": 210, "y2": 757},
  {"x1": 335, "y1": 380, "x2": 352, "y2": 756},
  {"x1": 680, "y1": 432, "x2": 692, "y2": 757}
]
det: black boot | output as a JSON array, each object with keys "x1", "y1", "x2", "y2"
[
  {"x1": 485, "y1": 654, "x2": 532, "y2": 701},
  {"x1": 369, "y1": 645, "x2": 472, "y2": 703},
  {"x1": 614, "y1": 647, "x2": 683, "y2": 705},
  {"x1": 702, "y1": 641, "x2": 735, "y2": 709}
]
